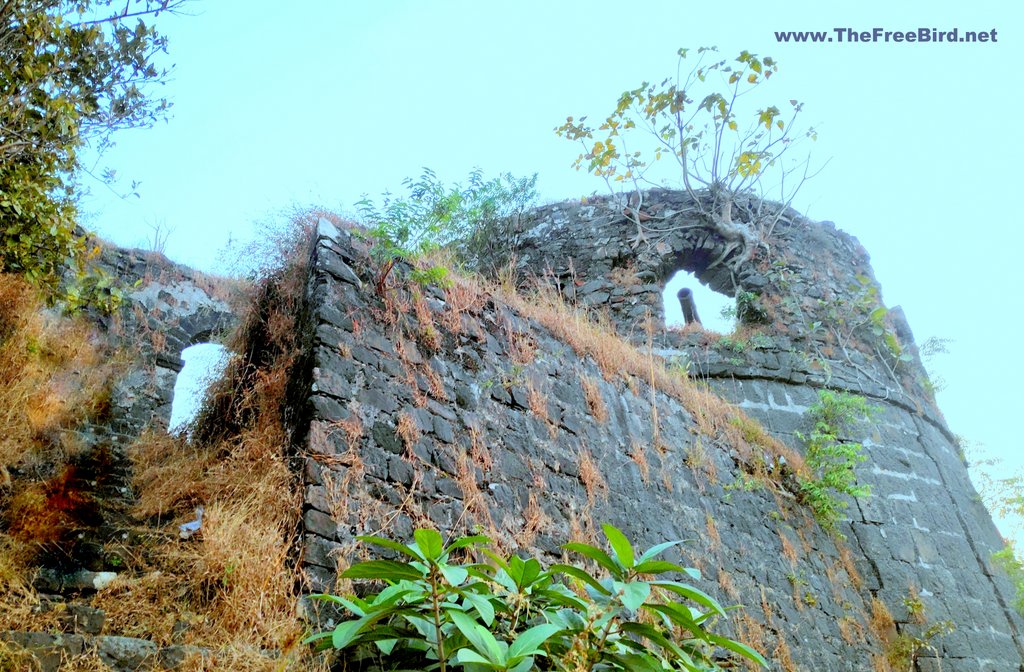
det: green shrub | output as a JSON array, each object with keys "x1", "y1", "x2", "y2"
[
  {"x1": 993, "y1": 544, "x2": 1024, "y2": 615},
  {"x1": 796, "y1": 390, "x2": 872, "y2": 530},
  {"x1": 307, "y1": 525, "x2": 766, "y2": 671},
  {"x1": 1, "y1": 1, "x2": 181, "y2": 307},
  {"x1": 355, "y1": 168, "x2": 536, "y2": 293}
]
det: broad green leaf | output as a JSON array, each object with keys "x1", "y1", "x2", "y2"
[
  {"x1": 490, "y1": 567, "x2": 518, "y2": 594},
  {"x1": 309, "y1": 593, "x2": 366, "y2": 616},
  {"x1": 446, "y1": 534, "x2": 491, "y2": 551},
  {"x1": 633, "y1": 559, "x2": 687, "y2": 575},
  {"x1": 521, "y1": 559, "x2": 543, "y2": 587},
  {"x1": 450, "y1": 610, "x2": 504, "y2": 665},
  {"x1": 342, "y1": 560, "x2": 425, "y2": 582},
  {"x1": 301, "y1": 630, "x2": 331, "y2": 646},
  {"x1": 707, "y1": 633, "x2": 768, "y2": 667},
  {"x1": 652, "y1": 580, "x2": 726, "y2": 617},
  {"x1": 463, "y1": 592, "x2": 495, "y2": 626},
  {"x1": 508, "y1": 658, "x2": 535, "y2": 672},
  {"x1": 453, "y1": 648, "x2": 493, "y2": 666},
  {"x1": 479, "y1": 548, "x2": 510, "y2": 573},
  {"x1": 375, "y1": 638, "x2": 398, "y2": 654},
  {"x1": 414, "y1": 528, "x2": 445, "y2": 561},
  {"x1": 602, "y1": 524, "x2": 635, "y2": 569},
  {"x1": 644, "y1": 602, "x2": 700, "y2": 628},
  {"x1": 562, "y1": 542, "x2": 620, "y2": 575},
  {"x1": 374, "y1": 583, "x2": 416, "y2": 606},
  {"x1": 440, "y1": 563, "x2": 469, "y2": 586},
  {"x1": 618, "y1": 581, "x2": 652, "y2": 611},
  {"x1": 636, "y1": 539, "x2": 687, "y2": 564},
  {"x1": 550, "y1": 563, "x2": 611, "y2": 594},
  {"x1": 619, "y1": 621, "x2": 687, "y2": 659},
  {"x1": 507, "y1": 623, "x2": 562, "y2": 659},
  {"x1": 356, "y1": 534, "x2": 425, "y2": 561},
  {"x1": 331, "y1": 616, "x2": 369, "y2": 650},
  {"x1": 606, "y1": 652, "x2": 665, "y2": 672}
]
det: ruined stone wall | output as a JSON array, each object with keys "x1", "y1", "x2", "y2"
[
  {"x1": 92, "y1": 244, "x2": 237, "y2": 434},
  {"x1": 294, "y1": 197, "x2": 1024, "y2": 672},
  {"x1": 0, "y1": 247, "x2": 238, "y2": 671}
]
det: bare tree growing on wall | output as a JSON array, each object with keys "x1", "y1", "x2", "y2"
[{"x1": 556, "y1": 47, "x2": 823, "y2": 271}]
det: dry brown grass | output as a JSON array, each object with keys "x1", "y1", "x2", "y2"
[
  {"x1": 526, "y1": 382, "x2": 557, "y2": 438},
  {"x1": 396, "y1": 341, "x2": 429, "y2": 408},
  {"x1": 513, "y1": 489, "x2": 547, "y2": 549},
  {"x1": 0, "y1": 537, "x2": 64, "y2": 634},
  {"x1": 468, "y1": 428, "x2": 493, "y2": 472},
  {"x1": 869, "y1": 596, "x2": 897, "y2": 640},
  {"x1": 774, "y1": 635, "x2": 797, "y2": 672},
  {"x1": 410, "y1": 289, "x2": 442, "y2": 353},
  {"x1": 331, "y1": 414, "x2": 364, "y2": 454},
  {"x1": 607, "y1": 263, "x2": 640, "y2": 287},
  {"x1": 455, "y1": 270, "x2": 803, "y2": 499},
  {"x1": 579, "y1": 374, "x2": 608, "y2": 423},
  {"x1": 868, "y1": 596, "x2": 898, "y2": 672},
  {"x1": 778, "y1": 529, "x2": 799, "y2": 567},
  {"x1": 526, "y1": 383, "x2": 549, "y2": 423},
  {"x1": 685, "y1": 437, "x2": 717, "y2": 486},
  {"x1": 577, "y1": 445, "x2": 607, "y2": 506},
  {"x1": 422, "y1": 362, "x2": 447, "y2": 400},
  {"x1": 440, "y1": 273, "x2": 485, "y2": 334},
  {"x1": 501, "y1": 315, "x2": 536, "y2": 365},
  {"x1": 838, "y1": 543, "x2": 863, "y2": 590},
  {"x1": 455, "y1": 451, "x2": 494, "y2": 534},
  {"x1": 733, "y1": 612, "x2": 767, "y2": 670},
  {"x1": 0, "y1": 275, "x2": 125, "y2": 619},
  {"x1": 0, "y1": 275, "x2": 115, "y2": 476},
  {"x1": 717, "y1": 569, "x2": 739, "y2": 600},
  {"x1": 628, "y1": 440, "x2": 650, "y2": 484},
  {"x1": 705, "y1": 513, "x2": 721, "y2": 553},
  {"x1": 840, "y1": 615, "x2": 865, "y2": 645},
  {"x1": 396, "y1": 411, "x2": 421, "y2": 452},
  {"x1": 101, "y1": 214, "x2": 320, "y2": 668}
]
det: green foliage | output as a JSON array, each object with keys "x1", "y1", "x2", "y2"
[
  {"x1": 554, "y1": 48, "x2": 811, "y2": 190},
  {"x1": 883, "y1": 594, "x2": 954, "y2": 671},
  {"x1": 0, "y1": 0, "x2": 180, "y2": 305},
  {"x1": 734, "y1": 291, "x2": 768, "y2": 324},
  {"x1": 555, "y1": 47, "x2": 816, "y2": 260},
  {"x1": 61, "y1": 252, "x2": 134, "y2": 313},
  {"x1": 307, "y1": 525, "x2": 767, "y2": 671},
  {"x1": 972, "y1": 457, "x2": 1024, "y2": 617},
  {"x1": 355, "y1": 168, "x2": 537, "y2": 292},
  {"x1": 992, "y1": 545, "x2": 1024, "y2": 615},
  {"x1": 796, "y1": 390, "x2": 872, "y2": 530}
]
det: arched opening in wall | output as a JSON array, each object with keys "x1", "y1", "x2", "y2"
[
  {"x1": 168, "y1": 342, "x2": 231, "y2": 434},
  {"x1": 662, "y1": 270, "x2": 735, "y2": 334}
]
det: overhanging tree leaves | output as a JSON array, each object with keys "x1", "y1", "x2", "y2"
[{"x1": 0, "y1": 0, "x2": 185, "y2": 304}]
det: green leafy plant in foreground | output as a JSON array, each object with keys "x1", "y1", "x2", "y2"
[
  {"x1": 796, "y1": 390, "x2": 873, "y2": 530},
  {"x1": 306, "y1": 525, "x2": 766, "y2": 671}
]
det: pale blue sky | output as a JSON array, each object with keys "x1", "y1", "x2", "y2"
[{"x1": 81, "y1": 1, "x2": 1021, "y2": 530}]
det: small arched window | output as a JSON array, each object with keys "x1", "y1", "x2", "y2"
[
  {"x1": 168, "y1": 342, "x2": 230, "y2": 434},
  {"x1": 662, "y1": 269, "x2": 735, "y2": 333}
]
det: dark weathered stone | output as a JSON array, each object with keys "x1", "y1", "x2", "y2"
[
  {"x1": 0, "y1": 631, "x2": 85, "y2": 672},
  {"x1": 158, "y1": 644, "x2": 210, "y2": 669},
  {"x1": 304, "y1": 535, "x2": 342, "y2": 569},
  {"x1": 286, "y1": 207, "x2": 1024, "y2": 671},
  {"x1": 303, "y1": 508, "x2": 338, "y2": 539},
  {"x1": 94, "y1": 635, "x2": 159, "y2": 670},
  {"x1": 62, "y1": 604, "x2": 106, "y2": 635}
]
